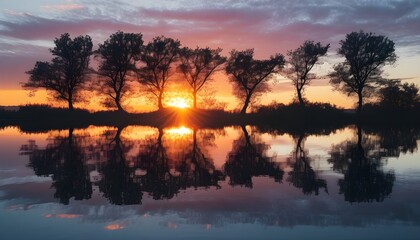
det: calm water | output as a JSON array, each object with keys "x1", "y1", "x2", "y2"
[{"x1": 1, "y1": 125, "x2": 420, "y2": 239}]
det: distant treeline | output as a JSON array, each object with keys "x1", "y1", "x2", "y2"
[
  {"x1": 23, "y1": 30, "x2": 419, "y2": 113},
  {"x1": 1, "y1": 103, "x2": 419, "y2": 133}
]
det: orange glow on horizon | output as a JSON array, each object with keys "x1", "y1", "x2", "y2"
[{"x1": 166, "y1": 97, "x2": 191, "y2": 109}]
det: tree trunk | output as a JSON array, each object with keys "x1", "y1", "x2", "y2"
[
  {"x1": 193, "y1": 91, "x2": 197, "y2": 109},
  {"x1": 297, "y1": 88, "x2": 304, "y2": 106},
  {"x1": 158, "y1": 91, "x2": 164, "y2": 110},
  {"x1": 240, "y1": 94, "x2": 251, "y2": 114},
  {"x1": 357, "y1": 90, "x2": 363, "y2": 113},
  {"x1": 115, "y1": 92, "x2": 124, "y2": 112},
  {"x1": 241, "y1": 125, "x2": 251, "y2": 146},
  {"x1": 356, "y1": 124, "x2": 365, "y2": 163},
  {"x1": 68, "y1": 91, "x2": 74, "y2": 110},
  {"x1": 68, "y1": 99, "x2": 74, "y2": 110},
  {"x1": 68, "y1": 128, "x2": 74, "y2": 149}
]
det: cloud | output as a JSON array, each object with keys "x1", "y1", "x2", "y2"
[
  {"x1": 0, "y1": 0, "x2": 419, "y2": 90},
  {"x1": 41, "y1": 4, "x2": 84, "y2": 12}
]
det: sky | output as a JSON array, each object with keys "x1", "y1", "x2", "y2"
[{"x1": 0, "y1": 0, "x2": 420, "y2": 110}]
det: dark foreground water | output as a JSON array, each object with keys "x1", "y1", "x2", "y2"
[{"x1": 1, "y1": 125, "x2": 419, "y2": 239}]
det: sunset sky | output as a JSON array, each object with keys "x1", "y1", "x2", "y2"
[{"x1": 1, "y1": 0, "x2": 419, "y2": 110}]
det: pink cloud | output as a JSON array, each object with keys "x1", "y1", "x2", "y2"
[{"x1": 41, "y1": 4, "x2": 84, "y2": 12}]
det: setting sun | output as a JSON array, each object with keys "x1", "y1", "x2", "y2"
[{"x1": 166, "y1": 97, "x2": 191, "y2": 109}]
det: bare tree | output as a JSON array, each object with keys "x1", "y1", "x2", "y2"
[
  {"x1": 179, "y1": 47, "x2": 226, "y2": 109},
  {"x1": 24, "y1": 33, "x2": 93, "y2": 110},
  {"x1": 137, "y1": 36, "x2": 180, "y2": 110},
  {"x1": 287, "y1": 41, "x2": 329, "y2": 105},
  {"x1": 95, "y1": 31, "x2": 143, "y2": 111},
  {"x1": 329, "y1": 31, "x2": 396, "y2": 112},
  {"x1": 225, "y1": 49, "x2": 285, "y2": 114}
]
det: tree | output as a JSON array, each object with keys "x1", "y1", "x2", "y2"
[
  {"x1": 287, "y1": 133, "x2": 327, "y2": 195},
  {"x1": 95, "y1": 31, "x2": 143, "y2": 111},
  {"x1": 179, "y1": 47, "x2": 226, "y2": 109},
  {"x1": 378, "y1": 79, "x2": 419, "y2": 109},
  {"x1": 24, "y1": 33, "x2": 93, "y2": 110},
  {"x1": 287, "y1": 41, "x2": 329, "y2": 105},
  {"x1": 24, "y1": 129, "x2": 93, "y2": 204},
  {"x1": 226, "y1": 49, "x2": 285, "y2": 114},
  {"x1": 224, "y1": 126, "x2": 283, "y2": 187},
  {"x1": 329, "y1": 31, "x2": 396, "y2": 112},
  {"x1": 328, "y1": 125, "x2": 395, "y2": 203},
  {"x1": 138, "y1": 36, "x2": 180, "y2": 110}
]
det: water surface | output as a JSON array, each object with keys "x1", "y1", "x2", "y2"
[{"x1": 1, "y1": 125, "x2": 419, "y2": 239}]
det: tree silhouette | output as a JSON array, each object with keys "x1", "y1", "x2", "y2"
[
  {"x1": 287, "y1": 134, "x2": 327, "y2": 195},
  {"x1": 328, "y1": 126, "x2": 395, "y2": 203},
  {"x1": 24, "y1": 33, "x2": 93, "y2": 110},
  {"x1": 178, "y1": 128, "x2": 223, "y2": 189},
  {"x1": 95, "y1": 31, "x2": 143, "y2": 111},
  {"x1": 23, "y1": 129, "x2": 92, "y2": 204},
  {"x1": 179, "y1": 47, "x2": 226, "y2": 109},
  {"x1": 226, "y1": 49, "x2": 285, "y2": 114},
  {"x1": 98, "y1": 127, "x2": 143, "y2": 205},
  {"x1": 287, "y1": 41, "x2": 329, "y2": 105},
  {"x1": 224, "y1": 126, "x2": 283, "y2": 188},
  {"x1": 135, "y1": 128, "x2": 182, "y2": 199},
  {"x1": 329, "y1": 31, "x2": 396, "y2": 112},
  {"x1": 138, "y1": 36, "x2": 180, "y2": 110},
  {"x1": 378, "y1": 79, "x2": 419, "y2": 109}
]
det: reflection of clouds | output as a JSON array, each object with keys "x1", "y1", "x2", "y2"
[
  {"x1": 164, "y1": 221, "x2": 178, "y2": 229},
  {"x1": 0, "y1": 176, "x2": 51, "y2": 187},
  {"x1": 44, "y1": 213, "x2": 82, "y2": 219},
  {"x1": 1, "y1": 171, "x2": 420, "y2": 229},
  {"x1": 104, "y1": 222, "x2": 126, "y2": 230}
]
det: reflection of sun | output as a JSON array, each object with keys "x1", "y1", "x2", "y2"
[
  {"x1": 166, "y1": 97, "x2": 190, "y2": 109},
  {"x1": 164, "y1": 126, "x2": 193, "y2": 138}
]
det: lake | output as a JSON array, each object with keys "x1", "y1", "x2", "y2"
[{"x1": 1, "y1": 124, "x2": 419, "y2": 239}]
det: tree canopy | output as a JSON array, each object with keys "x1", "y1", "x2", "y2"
[
  {"x1": 24, "y1": 33, "x2": 93, "y2": 109},
  {"x1": 378, "y1": 79, "x2": 419, "y2": 109},
  {"x1": 225, "y1": 49, "x2": 285, "y2": 114},
  {"x1": 179, "y1": 47, "x2": 226, "y2": 109},
  {"x1": 137, "y1": 36, "x2": 181, "y2": 110},
  {"x1": 287, "y1": 40, "x2": 329, "y2": 105},
  {"x1": 95, "y1": 31, "x2": 143, "y2": 111},
  {"x1": 329, "y1": 31, "x2": 396, "y2": 112}
]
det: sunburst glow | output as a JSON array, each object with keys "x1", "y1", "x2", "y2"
[{"x1": 166, "y1": 97, "x2": 191, "y2": 109}]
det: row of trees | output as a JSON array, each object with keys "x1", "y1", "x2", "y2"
[{"x1": 24, "y1": 30, "x2": 416, "y2": 113}]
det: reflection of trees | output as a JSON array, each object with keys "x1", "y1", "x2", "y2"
[
  {"x1": 329, "y1": 126, "x2": 395, "y2": 203},
  {"x1": 135, "y1": 128, "x2": 178, "y2": 200},
  {"x1": 135, "y1": 128, "x2": 222, "y2": 200},
  {"x1": 98, "y1": 127, "x2": 142, "y2": 205},
  {"x1": 287, "y1": 134, "x2": 327, "y2": 195},
  {"x1": 370, "y1": 127, "x2": 420, "y2": 157},
  {"x1": 22, "y1": 126, "x2": 225, "y2": 205},
  {"x1": 179, "y1": 129, "x2": 224, "y2": 189},
  {"x1": 22, "y1": 129, "x2": 92, "y2": 204},
  {"x1": 224, "y1": 126, "x2": 283, "y2": 188}
]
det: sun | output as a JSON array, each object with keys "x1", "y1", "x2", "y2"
[{"x1": 166, "y1": 97, "x2": 191, "y2": 109}]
